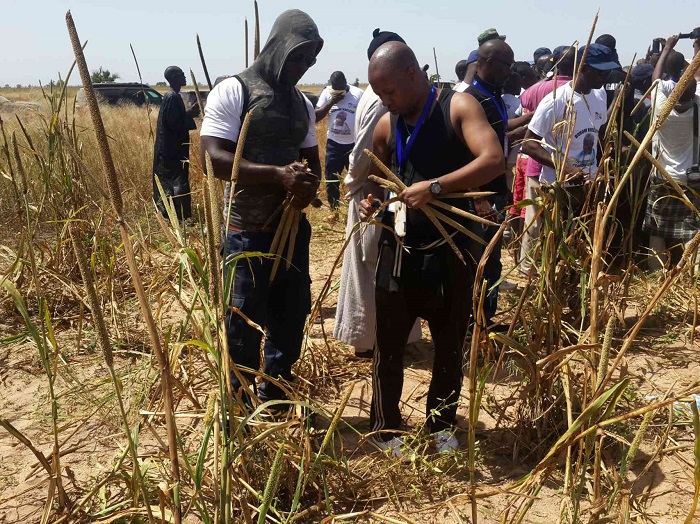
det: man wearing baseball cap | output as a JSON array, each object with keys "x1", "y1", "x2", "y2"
[
  {"x1": 455, "y1": 49, "x2": 478, "y2": 92},
  {"x1": 478, "y1": 28, "x2": 506, "y2": 46},
  {"x1": 520, "y1": 43, "x2": 617, "y2": 256}
]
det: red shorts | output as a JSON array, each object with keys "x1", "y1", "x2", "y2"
[{"x1": 509, "y1": 153, "x2": 528, "y2": 217}]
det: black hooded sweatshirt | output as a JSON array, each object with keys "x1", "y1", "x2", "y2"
[{"x1": 224, "y1": 9, "x2": 324, "y2": 231}]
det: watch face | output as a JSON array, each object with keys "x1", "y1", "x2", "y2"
[{"x1": 430, "y1": 181, "x2": 441, "y2": 195}]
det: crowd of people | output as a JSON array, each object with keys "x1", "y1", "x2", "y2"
[{"x1": 152, "y1": 9, "x2": 700, "y2": 455}]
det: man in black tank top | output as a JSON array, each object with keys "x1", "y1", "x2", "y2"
[
  {"x1": 359, "y1": 42, "x2": 504, "y2": 454},
  {"x1": 466, "y1": 39, "x2": 520, "y2": 329}
]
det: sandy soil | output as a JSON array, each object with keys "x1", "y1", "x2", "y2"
[{"x1": 1, "y1": 204, "x2": 699, "y2": 523}]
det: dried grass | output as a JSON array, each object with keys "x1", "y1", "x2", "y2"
[{"x1": 1, "y1": 13, "x2": 700, "y2": 524}]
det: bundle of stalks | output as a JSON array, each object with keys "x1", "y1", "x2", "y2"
[
  {"x1": 268, "y1": 199, "x2": 300, "y2": 282},
  {"x1": 364, "y1": 149, "x2": 498, "y2": 261}
]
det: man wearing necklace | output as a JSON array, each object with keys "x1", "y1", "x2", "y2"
[
  {"x1": 466, "y1": 38, "x2": 520, "y2": 328},
  {"x1": 358, "y1": 41, "x2": 504, "y2": 455}
]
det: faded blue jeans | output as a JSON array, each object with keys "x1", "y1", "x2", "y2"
[{"x1": 223, "y1": 217, "x2": 311, "y2": 402}]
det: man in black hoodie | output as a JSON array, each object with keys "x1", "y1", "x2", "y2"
[{"x1": 200, "y1": 10, "x2": 323, "y2": 407}]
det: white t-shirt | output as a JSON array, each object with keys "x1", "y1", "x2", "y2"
[
  {"x1": 200, "y1": 76, "x2": 317, "y2": 148},
  {"x1": 454, "y1": 81, "x2": 470, "y2": 93},
  {"x1": 528, "y1": 82, "x2": 608, "y2": 185},
  {"x1": 316, "y1": 85, "x2": 364, "y2": 145},
  {"x1": 651, "y1": 80, "x2": 700, "y2": 183}
]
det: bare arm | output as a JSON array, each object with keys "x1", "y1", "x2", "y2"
[
  {"x1": 299, "y1": 145, "x2": 322, "y2": 179},
  {"x1": 397, "y1": 92, "x2": 504, "y2": 209},
  {"x1": 200, "y1": 135, "x2": 287, "y2": 185},
  {"x1": 507, "y1": 111, "x2": 533, "y2": 130},
  {"x1": 314, "y1": 92, "x2": 344, "y2": 121},
  {"x1": 447, "y1": 92, "x2": 505, "y2": 189},
  {"x1": 522, "y1": 128, "x2": 580, "y2": 180},
  {"x1": 653, "y1": 33, "x2": 680, "y2": 82},
  {"x1": 522, "y1": 129, "x2": 554, "y2": 169}
]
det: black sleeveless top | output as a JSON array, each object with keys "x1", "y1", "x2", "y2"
[{"x1": 386, "y1": 89, "x2": 475, "y2": 247}]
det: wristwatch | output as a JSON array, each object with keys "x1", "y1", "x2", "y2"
[{"x1": 429, "y1": 179, "x2": 442, "y2": 196}]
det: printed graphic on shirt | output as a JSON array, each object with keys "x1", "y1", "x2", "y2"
[
  {"x1": 330, "y1": 110, "x2": 352, "y2": 136},
  {"x1": 574, "y1": 133, "x2": 597, "y2": 169},
  {"x1": 527, "y1": 82, "x2": 608, "y2": 185},
  {"x1": 317, "y1": 84, "x2": 364, "y2": 145}
]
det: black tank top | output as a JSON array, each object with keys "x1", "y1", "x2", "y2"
[{"x1": 386, "y1": 89, "x2": 475, "y2": 247}]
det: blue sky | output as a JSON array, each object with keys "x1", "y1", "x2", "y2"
[{"x1": 1, "y1": 0, "x2": 698, "y2": 87}]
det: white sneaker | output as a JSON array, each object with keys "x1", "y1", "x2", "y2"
[
  {"x1": 372, "y1": 435, "x2": 405, "y2": 458},
  {"x1": 499, "y1": 280, "x2": 518, "y2": 291},
  {"x1": 434, "y1": 430, "x2": 458, "y2": 454}
]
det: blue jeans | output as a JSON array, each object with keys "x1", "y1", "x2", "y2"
[
  {"x1": 324, "y1": 139, "x2": 354, "y2": 209},
  {"x1": 223, "y1": 217, "x2": 311, "y2": 402}
]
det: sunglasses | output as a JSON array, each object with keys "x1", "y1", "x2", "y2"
[
  {"x1": 288, "y1": 51, "x2": 317, "y2": 68},
  {"x1": 491, "y1": 57, "x2": 515, "y2": 68}
]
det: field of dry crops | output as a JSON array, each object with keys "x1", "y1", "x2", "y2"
[{"x1": 2, "y1": 51, "x2": 700, "y2": 524}]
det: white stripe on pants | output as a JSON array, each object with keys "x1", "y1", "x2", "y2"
[{"x1": 333, "y1": 188, "x2": 421, "y2": 350}]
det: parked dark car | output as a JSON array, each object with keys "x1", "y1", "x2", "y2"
[
  {"x1": 76, "y1": 83, "x2": 163, "y2": 107},
  {"x1": 180, "y1": 89, "x2": 209, "y2": 110}
]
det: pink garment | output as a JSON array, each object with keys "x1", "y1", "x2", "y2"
[{"x1": 521, "y1": 76, "x2": 572, "y2": 178}]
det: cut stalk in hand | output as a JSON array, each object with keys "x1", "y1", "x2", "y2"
[
  {"x1": 440, "y1": 191, "x2": 494, "y2": 199},
  {"x1": 368, "y1": 174, "x2": 401, "y2": 194},
  {"x1": 365, "y1": 148, "x2": 474, "y2": 262},
  {"x1": 430, "y1": 199, "x2": 498, "y2": 227},
  {"x1": 286, "y1": 213, "x2": 299, "y2": 270},
  {"x1": 428, "y1": 206, "x2": 486, "y2": 245},
  {"x1": 369, "y1": 173, "x2": 495, "y2": 228},
  {"x1": 269, "y1": 200, "x2": 299, "y2": 282}
]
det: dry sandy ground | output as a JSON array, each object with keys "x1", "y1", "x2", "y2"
[{"x1": 1, "y1": 205, "x2": 699, "y2": 523}]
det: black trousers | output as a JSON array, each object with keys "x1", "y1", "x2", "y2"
[
  {"x1": 370, "y1": 234, "x2": 474, "y2": 437},
  {"x1": 324, "y1": 139, "x2": 354, "y2": 209},
  {"x1": 153, "y1": 169, "x2": 191, "y2": 221}
]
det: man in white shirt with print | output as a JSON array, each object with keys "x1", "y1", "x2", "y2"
[
  {"x1": 643, "y1": 33, "x2": 700, "y2": 270},
  {"x1": 523, "y1": 43, "x2": 614, "y2": 202},
  {"x1": 315, "y1": 71, "x2": 364, "y2": 210}
]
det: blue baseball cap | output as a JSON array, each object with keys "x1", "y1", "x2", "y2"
[
  {"x1": 579, "y1": 43, "x2": 621, "y2": 71},
  {"x1": 466, "y1": 49, "x2": 479, "y2": 65}
]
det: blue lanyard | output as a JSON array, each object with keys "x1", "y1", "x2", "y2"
[
  {"x1": 396, "y1": 85, "x2": 437, "y2": 175},
  {"x1": 472, "y1": 79, "x2": 508, "y2": 132}
]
